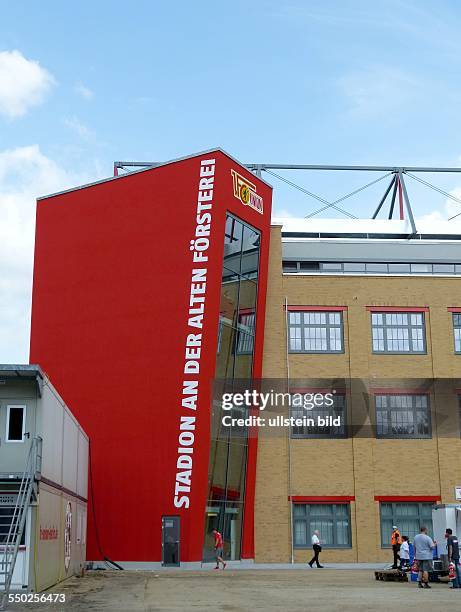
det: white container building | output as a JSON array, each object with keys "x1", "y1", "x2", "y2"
[{"x1": 0, "y1": 365, "x2": 88, "y2": 603}]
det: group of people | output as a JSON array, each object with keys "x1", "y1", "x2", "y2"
[
  {"x1": 391, "y1": 525, "x2": 461, "y2": 589},
  {"x1": 211, "y1": 525, "x2": 460, "y2": 589}
]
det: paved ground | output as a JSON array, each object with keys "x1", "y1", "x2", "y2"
[{"x1": 7, "y1": 569, "x2": 460, "y2": 611}]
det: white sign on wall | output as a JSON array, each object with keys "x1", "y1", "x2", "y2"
[{"x1": 455, "y1": 487, "x2": 461, "y2": 501}]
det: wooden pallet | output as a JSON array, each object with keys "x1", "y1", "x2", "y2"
[{"x1": 374, "y1": 569, "x2": 408, "y2": 582}]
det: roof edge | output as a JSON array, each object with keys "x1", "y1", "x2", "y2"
[
  {"x1": 37, "y1": 147, "x2": 273, "y2": 201},
  {"x1": 0, "y1": 364, "x2": 44, "y2": 378}
]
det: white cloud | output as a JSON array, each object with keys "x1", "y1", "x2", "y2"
[
  {"x1": 0, "y1": 145, "x2": 102, "y2": 362},
  {"x1": 75, "y1": 82, "x2": 94, "y2": 100},
  {"x1": 63, "y1": 116, "x2": 94, "y2": 140},
  {"x1": 272, "y1": 207, "x2": 296, "y2": 219},
  {"x1": 338, "y1": 67, "x2": 421, "y2": 117},
  {"x1": 0, "y1": 50, "x2": 55, "y2": 118},
  {"x1": 418, "y1": 188, "x2": 461, "y2": 225}
]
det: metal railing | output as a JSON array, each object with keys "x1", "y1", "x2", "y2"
[{"x1": 0, "y1": 436, "x2": 42, "y2": 610}]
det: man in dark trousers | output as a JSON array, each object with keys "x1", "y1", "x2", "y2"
[
  {"x1": 391, "y1": 525, "x2": 402, "y2": 569},
  {"x1": 446, "y1": 528, "x2": 460, "y2": 588},
  {"x1": 308, "y1": 530, "x2": 323, "y2": 568}
]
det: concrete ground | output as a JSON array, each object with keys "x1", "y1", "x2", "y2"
[{"x1": 7, "y1": 569, "x2": 460, "y2": 611}]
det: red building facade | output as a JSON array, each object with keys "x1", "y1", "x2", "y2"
[{"x1": 30, "y1": 150, "x2": 272, "y2": 564}]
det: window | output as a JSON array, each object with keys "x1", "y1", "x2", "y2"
[
  {"x1": 300, "y1": 262, "x2": 320, "y2": 271},
  {"x1": 291, "y1": 394, "x2": 347, "y2": 438},
  {"x1": 6, "y1": 405, "x2": 26, "y2": 442},
  {"x1": 380, "y1": 502, "x2": 433, "y2": 547},
  {"x1": 321, "y1": 263, "x2": 342, "y2": 271},
  {"x1": 282, "y1": 261, "x2": 461, "y2": 276},
  {"x1": 366, "y1": 263, "x2": 388, "y2": 273},
  {"x1": 216, "y1": 214, "x2": 260, "y2": 379},
  {"x1": 343, "y1": 263, "x2": 366, "y2": 272},
  {"x1": 411, "y1": 263, "x2": 431, "y2": 273},
  {"x1": 0, "y1": 508, "x2": 25, "y2": 545},
  {"x1": 236, "y1": 312, "x2": 255, "y2": 354},
  {"x1": 282, "y1": 261, "x2": 298, "y2": 272},
  {"x1": 375, "y1": 394, "x2": 431, "y2": 438},
  {"x1": 433, "y1": 264, "x2": 455, "y2": 274},
  {"x1": 371, "y1": 312, "x2": 426, "y2": 353},
  {"x1": 288, "y1": 311, "x2": 344, "y2": 353},
  {"x1": 388, "y1": 263, "x2": 411, "y2": 273},
  {"x1": 453, "y1": 314, "x2": 461, "y2": 354},
  {"x1": 293, "y1": 504, "x2": 351, "y2": 548}
]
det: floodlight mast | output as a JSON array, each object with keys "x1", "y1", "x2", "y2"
[{"x1": 113, "y1": 161, "x2": 461, "y2": 234}]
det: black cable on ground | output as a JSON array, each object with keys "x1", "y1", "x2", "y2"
[{"x1": 88, "y1": 439, "x2": 123, "y2": 570}]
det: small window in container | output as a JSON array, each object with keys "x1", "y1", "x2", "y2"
[{"x1": 6, "y1": 405, "x2": 26, "y2": 442}]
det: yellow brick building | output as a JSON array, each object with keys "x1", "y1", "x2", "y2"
[{"x1": 255, "y1": 219, "x2": 461, "y2": 563}]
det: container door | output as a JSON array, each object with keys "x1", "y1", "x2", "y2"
[{"x1": 162, "y1": 516, "x2": 180, "y2": 566}]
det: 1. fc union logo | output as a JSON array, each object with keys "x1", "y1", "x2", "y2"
[{"x1": 231, "y1": 169, "x2": 264, "y2": 214}]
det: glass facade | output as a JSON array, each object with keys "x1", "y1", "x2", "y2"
[{"x1": 204, "y1": 214, "x2": 260, "y2": 561}]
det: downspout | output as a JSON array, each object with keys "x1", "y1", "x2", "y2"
[{"x1": 285, "y1": 296, "x2": 294, "y2": 564}]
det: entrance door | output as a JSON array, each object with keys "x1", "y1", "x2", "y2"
[{"x1": 162, "y1": 516, "x2": 180, "y2": 566}]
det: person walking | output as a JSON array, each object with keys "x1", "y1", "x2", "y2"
[
  {"x1": 308, "y1": 530, "x2": 323, "y2": 568},
  {"x1": 399, "y1": 535, "x2": 410, "y2": 570},
  {"x1": 212, "y1": 528, "x2": 226, "y2": 570},
  {"x1": 446, "y1": 528, "x2": 460, "y2": 589},
  {"x1": 413, "y1": 526, "x2": 436, "y2": 589},
  {"x1": 391, "y1": 525, "x2": 402, "y2": 569}
]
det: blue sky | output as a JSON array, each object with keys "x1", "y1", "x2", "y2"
[{"x1": 2, "y1": 0, "x2": 461, "y2": 361}]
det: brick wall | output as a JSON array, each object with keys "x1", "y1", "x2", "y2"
[{"x1": 255, "y1": 225, "x2": 461, "y2": 562}]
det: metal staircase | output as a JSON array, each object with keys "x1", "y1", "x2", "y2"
[{"x1": 0, "y1": 436, "x2": 42, "y2": 611}]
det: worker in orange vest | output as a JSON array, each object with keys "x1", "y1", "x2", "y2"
[{"x1": 391, "y1": 526, "x2": 402, "y2": 569}]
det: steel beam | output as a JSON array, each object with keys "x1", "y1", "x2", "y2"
[
  {"x1": 388, "y1": 177, "x2": 398, "y2": 219},
  {"x1": 372, "y1": 175, "x2": 396, "y2": 219},
  {"x1": 398, "y1": 171, "x2": 417, "y2": 235},
  {"x1": 115, "y1": 161, "x2": 461, "y2": 174},
  {"x1": 245, "y1": 164, "x2": 461, "y2": 173}
]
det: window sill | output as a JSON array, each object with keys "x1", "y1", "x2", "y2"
[
  {"x1": 288, "y1": 351, "x2": 345, "y2": 355},
  {"x1": 376, "y1": 436, "x2": 432, "y2": 440},
  {"x1": 294, "y1": 546, "x2": 352, "y2": 550},
  {"x1": 371, "y1": 352, "x2": 427, "y2": 356}
]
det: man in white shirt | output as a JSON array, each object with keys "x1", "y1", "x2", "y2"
[{"x1": 308, "y1": 530, "x2": 324, "y2": 568}]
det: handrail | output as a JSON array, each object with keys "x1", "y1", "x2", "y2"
[{"x1": 0, "y1": 436, "x2": 42, "y2": 610}]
